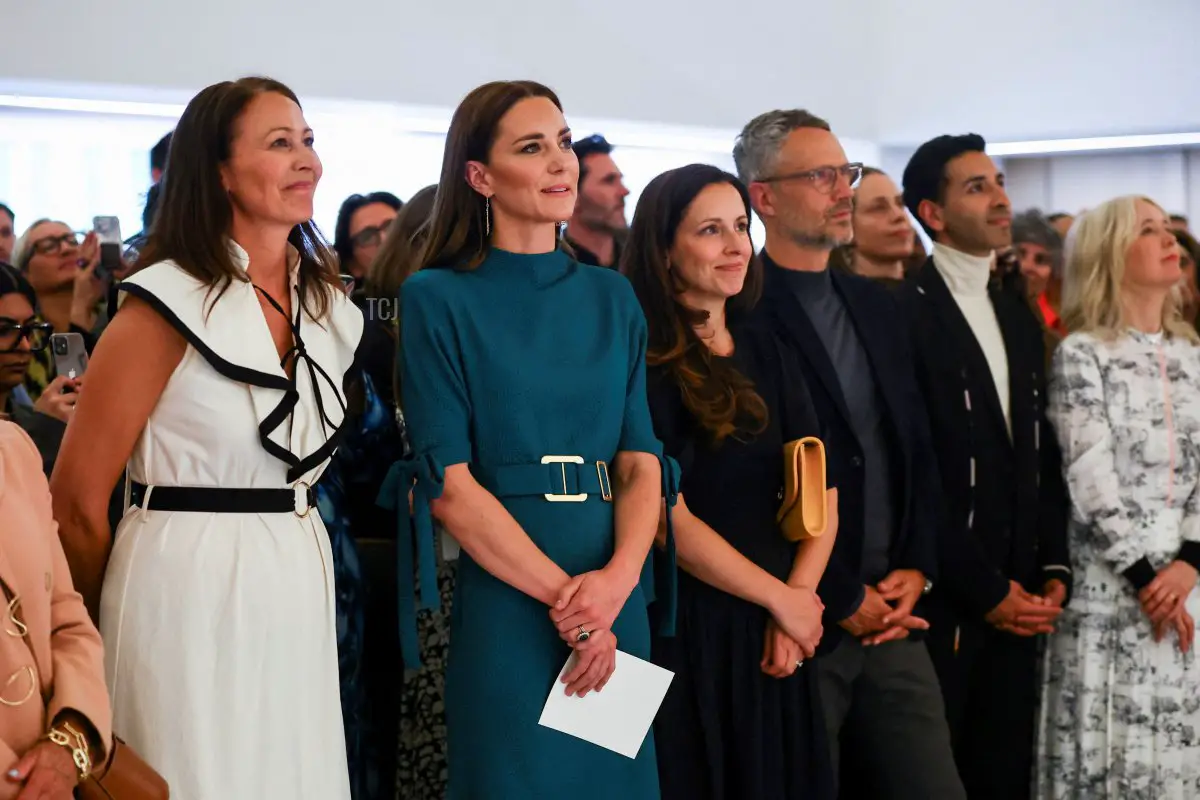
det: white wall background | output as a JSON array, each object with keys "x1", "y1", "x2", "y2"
[
  {"x1": 1003, "y1": 150, "x2": 1198, "y2": 219},
  {"x1": 3, "y1": 0, "x2": 1198, "y2": 145}
]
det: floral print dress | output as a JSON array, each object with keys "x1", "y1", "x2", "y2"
[{"x1": 1038, "y1": 330, "x2": 1200, "y2": 799}]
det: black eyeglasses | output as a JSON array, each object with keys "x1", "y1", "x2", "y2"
[
  {"x1": 351, "y1": 225, "x2": 390, "y2": 250},
  {"x1": 0, "y1": 320, "x2": 53, "y2": 353},
  {"x1": 759, "y1": 163, "x2": 864, "y2": 194},
  {"x1": 30, "y1": 232, "x2": 85, "y2": 256}
]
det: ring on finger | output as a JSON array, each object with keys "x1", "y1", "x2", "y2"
[
  {"x1": 795, "y1": 660, "x2": 804, "y2": 669},
  {"x1": 576, "y1": 625, "x2": 590, "y2": 643}
]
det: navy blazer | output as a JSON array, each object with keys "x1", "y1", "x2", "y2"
[{"x1": 748, "y1": 254, "x2": 942, "y2": 635}]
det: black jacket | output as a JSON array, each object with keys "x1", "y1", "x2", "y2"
[
  {"x1": 899, "y1": 259, "x2": 1070, "y2": 618},
  {"x1": 748, "y1": 255, "x2": 941, "y2": 636}
]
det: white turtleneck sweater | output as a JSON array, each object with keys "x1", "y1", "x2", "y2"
[{"x1": 931, "y1": 242, "x2": 1011, "y2": 435}]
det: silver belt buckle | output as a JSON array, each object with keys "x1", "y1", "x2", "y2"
[{"x1": 541, "y1": 455, "x2": 587, "y2": 502}]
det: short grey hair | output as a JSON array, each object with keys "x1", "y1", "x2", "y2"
[
  {"x1": 11, "y1": 218, "x2": 54, "y2": 272},
  {"x1": 1011, "y1": 208, "x2": 1064, "y2": 279},
  {"x1": 733, "y1": 109, "x2": 831, "y2": 185}
]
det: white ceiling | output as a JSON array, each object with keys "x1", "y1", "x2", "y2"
[{"x1": 1, "y1": 0, "x2": 1197, "y2": 146}]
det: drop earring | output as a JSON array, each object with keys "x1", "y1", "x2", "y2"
[{"x1": 485, "y1": 196, "x2": 491, "y2": 237}]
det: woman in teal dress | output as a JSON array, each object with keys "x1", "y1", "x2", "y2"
[{"x1": 387, "y1": 80, "x2": 668, "y2": 799}]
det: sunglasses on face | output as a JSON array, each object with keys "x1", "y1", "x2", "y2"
[
  {"x1": 0, "y1": 320, "x2": 53, "y2": 353},
  {"x1": 759, "y1": 163, "x2": 864, "y2": 194},
  {"x1": 30, "y1": 232, "x2": 85, "y2": 256}
]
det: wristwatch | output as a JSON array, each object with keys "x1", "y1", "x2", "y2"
[{"x1": 922, "y1": 578, "x2": 934, "y2": 596}]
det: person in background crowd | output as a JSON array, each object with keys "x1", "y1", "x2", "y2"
[
  {"x1": 1039, "y1": 195, "x2": 1200, "y2": 798},
  {"x1": 564, "y1": 133, "x2": 629, "y2": 267},
  {"x1": 1012, "y1": 209, "x2": 1067, "y2": 362},
  {"x1": 333, "y1": 191, "x2": 403, "y2": 284},
  {"x1": 0, "y1": 263, "x2": 77, "y2": 474},
  {"x1": 393, "y1": 79, "x2": 665, "y2": 799},
  {"x1": 625, "y1": 163, "x2": 835, "y2": 799},
  {"x1": 829, "y1": 166, "x2": 915, "y2": 288},
  {"x1": 0, "y1": 204, "x2": 14, "y2": 264},
  {"x1": 904, "y1": 234, "x2": 928, "y2": 276},
  {"x1": 900, "y1": 134, "x2": 1068, "y2": 800},
  {"x1": 735, "y1": 109, "x2": 961, "y2": 800},
  {"x1": 0, "y1": 421, "x2": 112, "y2": 800},
  {"x1": 10, "y1": 221, "x2": 105, "y2": 402},
  {"x1": 150, "y1": 131, "x2": 172, "y2": 184},
  {"x1": 1047, "y1": 212, "x2": 1075, "y2": 239},
  {"x1": 1169, "y1": 213, "x2": 1189, "y2": 233},
  {"x1": 358, "y1": 183, "x2": 458, "y2": 799},
  {"x1": 1174, "y1": 228, "x2": 1200, "y2": 328},
  {"x1": 318, "y1": 186, "x2": 436, "y2": 800},
  {"x1": 51, "y1": 76, "x2": 359, "y2": 799}
]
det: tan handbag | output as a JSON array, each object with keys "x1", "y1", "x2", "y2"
[
  {"x1": 75, "y1": 736, "x2": 169, "y2": 799},
  {"x1": 777, "y1": 437, "x2": 829, "y2": 541}
]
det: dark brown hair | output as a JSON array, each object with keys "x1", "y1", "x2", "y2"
[
  {"x1": 621, "y1": 164, "x2": 767, "y2": 444},
  {"x1": 365, "y1": 184, "x2": 437, "y2": 301},
  {"x1": 417, "y1": 81, "x2": 563, "y2": 272},
  {"x1": 134, "y1": 76, "x2": 340, "y2": 318}
]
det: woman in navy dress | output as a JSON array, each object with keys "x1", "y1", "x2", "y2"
[
  {"x1": 389, "y1": 80, "x2": 667, "y2": 799},
  {"x1": 623, "y1": 164, "x2": 837, "y2": 799}
]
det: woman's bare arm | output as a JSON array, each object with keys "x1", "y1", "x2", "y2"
[{"x1": 50, "y1": 297, "x2": 185, "y2": 616}]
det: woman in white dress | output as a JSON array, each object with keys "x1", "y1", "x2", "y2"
[
  {"x1": 1037, "y1": 195, "x2": 1200, "y2": 799},
  {"x1": 50, "y1": 77, "x2": 359, "y2": 799}
]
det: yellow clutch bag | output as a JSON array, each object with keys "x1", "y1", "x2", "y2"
[{"x1": 777, "y1": 437, "x2": 829, "y2": 541}]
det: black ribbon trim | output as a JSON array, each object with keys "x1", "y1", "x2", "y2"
[{"x1": 118, "y1": 280, "x2": 357, "y2": 482}]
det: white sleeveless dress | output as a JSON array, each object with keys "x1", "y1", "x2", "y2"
[{"x1": 99, "y1": 247, "x2": 360, "y2": 800}]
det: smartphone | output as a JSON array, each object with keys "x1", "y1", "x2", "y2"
[
  {"x1": 339, "y1": 274, "x2": 356, "y2": 296},
  {"x1": 50, "y1": 332, "x2": 89, "y2": 380},
  {"x1": 93, "y1": 215, "x2": 123, "y2": 281}
]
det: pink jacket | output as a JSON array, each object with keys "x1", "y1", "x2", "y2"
[{"x1": 0, "y1": 421, "x2": 111, "y2": 796}]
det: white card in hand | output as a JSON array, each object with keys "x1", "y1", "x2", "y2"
[{"x1": 537, "y1": 649, "x2": 674, "y2": 759}]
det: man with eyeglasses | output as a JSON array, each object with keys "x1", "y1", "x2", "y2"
[
  {"x1": 899, "y1": 135, "x2": 1068, "y2": 800},
  {"x1": 735, "y1": 109, "x2": 965, "y2": 798},
  {"x1": 565, "y1": 134, "x2": 629, "y2": 268}
]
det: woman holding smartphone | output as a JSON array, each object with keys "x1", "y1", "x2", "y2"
[{"x1": 51, "y1": 77, "x2": 359, "y2": 799}]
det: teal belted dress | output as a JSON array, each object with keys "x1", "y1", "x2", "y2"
[{"x1": 381, "y1": 247, "x2": 676, "y2": 799}]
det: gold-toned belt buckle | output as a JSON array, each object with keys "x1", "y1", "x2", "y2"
[
  {"x1": 596, "y1": 460, "x2": 612, "y2": 502},
  {"x1": 294, "y1": 481, "x2": 313, "y2": 517},
  {"x1": 541, "y1": 455, "x2": 587, "y2": 502}
]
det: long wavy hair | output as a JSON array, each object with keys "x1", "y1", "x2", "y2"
[
  {"x1": 1061, "y1": 194, "x2": 1199, "y2": 343},
  {"x1": 133, "y1": 76, "x2": 340, "y2": 319},
  {"x1": 622, "y1": 164, "x2": 767, "y2": 444},
  {"x1": 417, "y1": 81, "x2": 563, "y2": 272}
]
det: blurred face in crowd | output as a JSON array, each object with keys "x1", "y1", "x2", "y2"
[
  {"x1": 920, "y1": 151, "x2": 1011, "y2": 257},
  {"x1": 1123, "y1": 200, "x2": 1181, "y2": 294},
  {"x1": 1171, "y1": 217, "x2": 1190, "y2": 233},
  {"x1": 1017, "y1": 241, "x2": 1053, "y2": 297},
  {"x1": 347, "y1": 202, "x2": 397, "y2": 276},
  {"x1": 1176, "y1": 238, "x2": 1198, "y2": 320},
  {"x1": 0, "y1": 292, "x2": 38, "y2": 394},
  {"x1": 575, "y1": 153, "x2": 629, "y2": 233},
  {"x1": 0, "y1": 209, "x2": 13, "y2": 264},
  {"x1": 751, "y1": 127, "x2": 856, "y2": 249},
  {"x1": 468, "y1": 96, "x2": 579, "y2": 228},
  {"x1": 23, "y1": 221, "x2": 82, "y2": 294},
  {"x1": 852, "y1": 172, "x2": 914, "y2": 263},
  {"x1": 669, "y1": 182, "x2": 753, "y2": 309},
  {"x1": 220, "y1": 91, "x2": 322, "y2": 233}
]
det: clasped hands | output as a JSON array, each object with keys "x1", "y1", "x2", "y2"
[
  {"x1": 840, "y1": 569, "x2": 931, "y2": 646},
  {"x1": 984, "y1": 579, "x2": 1065, "y2": 636},
  {"x1": 1138, "y1": 560, "x2": 1197, "y2": 654},
  {"x1": 548, "y1": 566, "x2": 636, "y2": 698}
]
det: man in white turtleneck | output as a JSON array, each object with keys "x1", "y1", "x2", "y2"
[{"x1": 899, "y1": 134, "x2": 1070, "y2": 800}]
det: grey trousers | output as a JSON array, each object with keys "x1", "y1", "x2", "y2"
[{"x1": 816, "y1": 636, "x2": 965, "y2": 800}]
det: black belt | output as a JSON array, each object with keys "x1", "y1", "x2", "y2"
[{"x1": 130, "y1": 482, "x2": 315, "y2": 516}]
